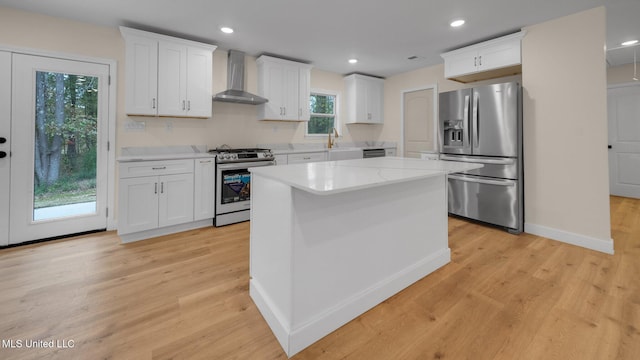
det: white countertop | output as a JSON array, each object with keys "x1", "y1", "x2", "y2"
[
  {"x1": 117, "y1": 145, "x2": 215, "y2": 162},
  {"x1": 249, "y1": 157, "x2": 482, "y2": 195}
]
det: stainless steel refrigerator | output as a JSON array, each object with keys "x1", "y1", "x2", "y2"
[{"x1": 439, "y1": 81, "x2": 523, "y2": 233}]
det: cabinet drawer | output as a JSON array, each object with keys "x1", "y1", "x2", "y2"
[
  {"x1": 287, "y1": 152, "x2": 326, "y2": 164},
  {"x1": 119, "y1": 159, "x2": 194, "y2": 178}
]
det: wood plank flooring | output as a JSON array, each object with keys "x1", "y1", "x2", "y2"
[{"x1": 0, "y1": 196, "x2": 638, "y2": 359}]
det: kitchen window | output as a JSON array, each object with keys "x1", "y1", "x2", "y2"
[{"x1": 307, "y1": 91, "x2": 337, "y2": 136}]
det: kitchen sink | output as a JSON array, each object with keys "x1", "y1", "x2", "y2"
[{"x1": 327, "y1": 147, "x2": 363, "y2": 161}]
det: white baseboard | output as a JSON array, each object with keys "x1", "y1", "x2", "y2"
[
  {"x1": 118, "y1": 219, "x2": 213, "y2": 243},
  {"x1": 525, "y1": 223, "x2": 614, "y2": 254}
]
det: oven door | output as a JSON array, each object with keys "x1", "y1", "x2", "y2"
[{"x1": 216, "y1": 161, "x2": 275, "y2": 215}]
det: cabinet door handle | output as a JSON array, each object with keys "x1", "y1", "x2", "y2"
[
  {"x1": 182, "y1": 100, "x2": 186, "y2": 110},
  {"x1": 474, "y1": 56, "x2": 477, "y2": 67},
  {"x1": 152, "y1": 98, "x2": 156, "y2": 109},
  {"x1": 152, "y1": 167, "x2": 166, "y2": 170},
  {"x1": 283, "y1": 107, "x2": 286, "y2": 116},
  {"x1": 155, "y1": 182, "x2": 158, "y2": 194},
  {"x1": 199, "y1": 160, "x2": 212, "y2": 164},
  {"x1": 161, "y1": 182, "x2": 164, "y2": 194},
  {"x1": 187, "y1": 100, "x2": 191, "y2": 111},
  {"x1": 478, "y1": 55, "x2": 482, "y2": 66}
]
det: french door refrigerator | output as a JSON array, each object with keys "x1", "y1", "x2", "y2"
[{"x1": 439, "y1": 81, "x2": 523, "y2": 233}]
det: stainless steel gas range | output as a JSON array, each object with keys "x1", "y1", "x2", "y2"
[{"x1": 209, "y1": 147, "x2": 275, "y2": 226}]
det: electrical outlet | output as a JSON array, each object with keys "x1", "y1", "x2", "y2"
[{"x1": 124, "y1": 120, "x2": 145, "y2": 131}]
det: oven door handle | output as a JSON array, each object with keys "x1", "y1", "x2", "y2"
[{"x1": 217, "y1": 161, "x2": 275, "y2": 170}]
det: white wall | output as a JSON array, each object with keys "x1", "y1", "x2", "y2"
[
  {"x1": 521, "y1": 7, "x2": 612, "y2": 252},
  {"x1": 608, "y1": 63, "x2": 639, "y2": 85}
]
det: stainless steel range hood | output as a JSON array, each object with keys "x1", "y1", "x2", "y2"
[{"x1": 213, "y1": 50, "x2": 268, "y2": 105}]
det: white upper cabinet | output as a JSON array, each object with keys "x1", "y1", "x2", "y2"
[
  {"x1": 256, "y1": 55, "x2": 312, "y2": 121},
  {"x1": 344, "y1": 74, "x2": 384, "y2": 124},
  {"x1": 441, "y1": 31, "x2": 525, "y2": 83},
  {"x1": 120, "y1": 27, "x2": 216, "y2": 118},
  {"x1": 123, "y1": 33, "x2": 158, "y2": 116}
]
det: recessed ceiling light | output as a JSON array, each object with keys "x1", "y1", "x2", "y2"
[
  {"x1": 622, "y1": 40, "x2": 638, "y2": 46},
  {"x1": 220, "y1": 27, "x2": 234, "y2": 34},
  {"x1": 450, "y1": 19, "x2": 465, "y2": 28},
  {"x1": 348, "y1": 59, "x2": 358, "y2": 64}
]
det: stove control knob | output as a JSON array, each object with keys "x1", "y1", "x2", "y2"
[{"x1": 223, "y1": 154, "x2": 229, "y2": 159}]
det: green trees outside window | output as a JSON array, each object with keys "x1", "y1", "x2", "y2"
[
  {"x1": 34, "y1": 72, "x2": 98, "y2": 208},
  {"x1": 308, "y1": 93, "x2": 336, "y2": 135}
]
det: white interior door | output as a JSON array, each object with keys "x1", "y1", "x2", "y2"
[
  {"x1": 0, "y1": 51, "x2": 11, "y2": 247},
  {"x1": 608, "y1": 84, "x2": 640, "y2": 199},
  {"x1": 9, "y1": 54, "x2": 109, "y2": 245},
  {"x1": 403, "y1": 88, "x2": 436, "y2": 158}
]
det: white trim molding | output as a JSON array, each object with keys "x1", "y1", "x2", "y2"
[{"x1": 525, "y1": 223, "x2": 614, "y2": 254}]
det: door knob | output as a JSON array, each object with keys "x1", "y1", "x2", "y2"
[
  {"x1": 0, "y1": 151, "x2": 7, "y2": 158},
  {"x1": 0, "y1": 137, "x2": 6, "y2": 144},
  {"x1": 608, "y1": 145, "x2": 612, "y2": 149}
]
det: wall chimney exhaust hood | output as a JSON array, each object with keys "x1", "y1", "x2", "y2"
[{"x1": 213, "y1": 50, "x2": 268, "y2": 105}]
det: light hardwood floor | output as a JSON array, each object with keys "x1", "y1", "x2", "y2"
[{"x1": 0, "y1": 196, "x2": 638, "y2": 359}]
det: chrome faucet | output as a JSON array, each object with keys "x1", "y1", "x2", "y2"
[{"x1": 327, "y1": 127, "x2": 339, "y2": 149}]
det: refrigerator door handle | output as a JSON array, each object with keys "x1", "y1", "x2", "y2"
[
  {"x1": 448, "y1": 174, "x2": 515, "y2": 187},
  {"x1": 473, "y1": 94, "x2": 479, "y2": 148},
  {"x1": 464, "y1": 94, "x2": 470, "y2": 148},
  {"x1": 440, "y1": 155, "x2": 515, "y2": 165}
]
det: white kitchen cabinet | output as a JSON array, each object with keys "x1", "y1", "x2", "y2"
[
  {"x1": 287, "y1": 152, "x2": 326, "y2": 164},
  {"x1": 193, "y1": 158, "x2": 215, "y2": 220},
  {"x1": 441, "y1": 31, "x2": 525, "y2": 83},
  {"x1": 121, "y1": 26, "x2": 216, "y2": 118},
  {"x1": 256, "y1": 55, "x2": 312, "y2": 121},
  {"x1": 119, "y1": 176, "x2": 160, "y2": 233},
  {"x1": 344, "y1": 74, "x2": 384, "y2": 124},
  {"x1": 122, "y1": 33, "x2": 158, "y2": 116},
  {"x1": 158, "y1": 173, "x2": 194, "y2": 227},
  {"x1": 118, "y1": 159, "x2": 194, "y2": 235}
]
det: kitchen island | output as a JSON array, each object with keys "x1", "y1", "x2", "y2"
[{"x1": 249, "y1": 157, "x2": 482, "y2": 357}]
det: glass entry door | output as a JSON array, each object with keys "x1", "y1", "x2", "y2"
[{"x1": 8, "y1": 54, "x2": 109, "y2": 245}]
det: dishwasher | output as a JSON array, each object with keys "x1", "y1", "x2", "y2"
[{"x1": 362, "y1": 148, "x2": 386, "y2": 158}]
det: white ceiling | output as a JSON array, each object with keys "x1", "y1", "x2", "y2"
[{"x1": 0, "y1": 0, "x2": 638, "y2": 77}]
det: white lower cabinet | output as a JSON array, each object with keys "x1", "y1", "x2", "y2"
[
  {"x1": 118, "y1": 159, "x2": 195, "y2": 235},
  {"x1": 193, "y1": 158, "x2": 215, "y2": 220},
  {"x1": 287, "y1": 152, "x2": 326, "y2": 164},
  {"x1": 158, "y1": 173, "x2": 194, "y2": 227}
]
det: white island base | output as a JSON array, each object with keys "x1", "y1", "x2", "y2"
[{"x1": 249, "y1": 159, "x2": 472, "y2": 357}]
